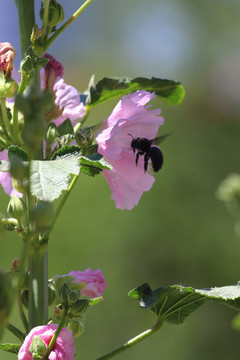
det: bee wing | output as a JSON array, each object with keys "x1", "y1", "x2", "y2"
[{"x1": 151, "y1": 132, "x2": 172, "y2": 145}]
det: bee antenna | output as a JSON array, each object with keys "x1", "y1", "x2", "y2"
[{"x1": 128, "y1": 133, "x2": 134, "y2": 139}]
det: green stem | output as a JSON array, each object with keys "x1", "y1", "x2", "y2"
[
  {"x1": 15, "y1": 0, "x2": 36, "y2": 59},
  {"x1": 42, "y1": 0, "x2": 50, "y2": 29},
  {"x1": 0, "y1": 98, "x2": 12, "y2": 139},
  {"x1": 0, "y1": 136, "x2": 8, "y2": 148},
  {"x1": 12, "y1": 74, "x2": 28, "y2": 144},
  {"x1": 44, "y1": 307, "x2": 69, "y2": 359},
  {"x1": 7, "y1": 323, "x2": 25, "y2": 342},
  {"x1": 45, "y1": 0, "x2": 94, "y2": 50},
  {"x1": 95, "y1": 320, "x2": 163, "y2": 360},
  {"x1": 28, "y1": 245, "x2": 48, "y2": 330},
  {"x1": 17, "y1": 290, "x2": 28, "y2": 332}
]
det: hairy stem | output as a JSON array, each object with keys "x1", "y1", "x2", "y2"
[
  {"x1": 96, "y1": 320, "x2": 163, "y2": 360},
  {"x1": 7, "y1": 323, "x2": 25, "y2": 342},
  {"x1": 45, "y1": 0, "x2": 94, "y2": 50},
  {"x1": 44, "y1": 307, "x2": 69, "y2": 359},
  {"x1": 17, "y1": 290, "x2": 28, "y2": 332},
  {"x1": 15, "y1": 0, "x2": 36, "y2": 59},
  {"x1": 0, "y1": 98, "x2": 12, "y2": 139},
  {"x1": 28, "y1": 245, "x2": 48, "y2": 330}
]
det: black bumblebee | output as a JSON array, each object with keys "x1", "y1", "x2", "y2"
[{"x1": 129, "y1": 134, "x2": 169, "y2": 172}]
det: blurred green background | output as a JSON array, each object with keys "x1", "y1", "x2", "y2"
[{"x1": 1, "y1": 0, "x2": 240, "y2": 359}]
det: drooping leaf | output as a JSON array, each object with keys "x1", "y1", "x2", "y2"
[
  {"x1": 88, "y1": 76, "x2": 185, "y2": 107},
  {"x1": 0, "y1": 343, "x2": 21, "y2": 354},
  {"x1": 129, "y1": 283, "x2": 240, "y2": 325}
]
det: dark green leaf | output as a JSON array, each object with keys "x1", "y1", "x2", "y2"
[
  {"x1": 8, "y1": 145, "x2": 28, "y2": 161},
  {"x1": 57, "y1": 119, "x2": 74, "y2": 136},
  {"x1": 129, "y1": 283, "x2": 240, "y2": 325},
  {"x1": 0, "y1": 343, "x2": 21, "y2": 354},
  {"x1": 51, "y1": 145, "x2": 81, "y2": 160},
  {"x1": 88, "y1": 76, "x2": 185, "y2": 107},
  {"x1": 80, "y1": 153, "x2": 112, "y2": 177}
]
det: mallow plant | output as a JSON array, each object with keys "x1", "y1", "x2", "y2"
[{"x1": 0, "y1": 1, "x2": 239, "y2": 359}]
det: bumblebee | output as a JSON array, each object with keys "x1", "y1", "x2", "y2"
[{"x1": 129, "y1": 134, "x2": 168, "y2": 172}]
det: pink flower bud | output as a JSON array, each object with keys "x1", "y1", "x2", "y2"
[
  {"x1": 43, "y1": 53, "x2": 64, "y2": 91},
  {"x1": 18, "y1": 324, "x2": 75, "y2": 360},
  {"x1": 0, "y1": 42, "x2": 15, "y2": 77}
]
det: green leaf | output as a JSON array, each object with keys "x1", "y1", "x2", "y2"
[
  {"x1": 88, "y1": 76, "x2": 185, "y2": 107},
  {"x1": 51, "y1": 145, "x2": 81, "y2": 160},
  {"x1": 80, "y1": 153, "x2": 112, "y2": 177},
  {"x1": 8, "y1": 145, "x2": 28, "y2": 161},
  {"x1": 0, "y1": 343, "x2": 21, "y2": 354},
  {"x1": 30, "y1": 154, "x2": 80, "y2": 201},
  {"x1": 129, "y1": 283, "x2": 240, "y2": 325},
  {"x1": 89, "y1": 297, "x2": 103, "y2": 306},
  {"x1": 0, "y1": 151, "x2": 111, "y2": 201},
  {"x1": 57, "y1": 119, "x2": 74, "y2": 136}
]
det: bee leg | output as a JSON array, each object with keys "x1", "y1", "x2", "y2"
[
  {"x1": 144, "y1": 153, "x2": 150, "y2": 172},
  {"x1": 136, "y1": 152, "x2": 140, "y2": 166}
]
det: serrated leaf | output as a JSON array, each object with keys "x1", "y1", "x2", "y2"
[
  {"x1": 88, "y1": 76, "x2": 185, "y2": 107},
  {"x1": 0, "y1": 343, "x2": 21, "y2": 354},
  {"x1": 8, "y1": 145, "x2": 28, "y2": 161},
  {"x1": 30, "y1": 155, "x2": 80, "y2": 201},
  {"x1": 0, "y1": 152, "x2": 111, "y2": 200},
  {"x1": 129, "y1": 283, "x2": 240, "y2": 325},
  {"x1": 51, "y1": 145, "x2": 81, "y2": 160}
]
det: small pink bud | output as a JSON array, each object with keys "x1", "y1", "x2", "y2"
[
  {"x1": 42, "y1": 53, "x2": 64, "y2": 91},
  {"x1": 0, "y1": 42, "x2": 15, "y2": 77}
]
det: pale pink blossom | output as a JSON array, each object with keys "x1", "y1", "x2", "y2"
[
  {"x1": 41, "y1": 53, "x2": 86, "y2": 126},
  {"x1": 0, "y1": 150, "x2": 22, "y2": 197},
  {"x1": 53, "y1": 77, "x2": 86, "y2": 126},
  {"x1": 67, "y1": 268, "x2": 107, "y2": 299},
  {"x1": 95, "y1": 90, "x2": 164, "y2": 210},
  {"x1": 18, "y1": 324, "x2": 75, "y2": 360}
]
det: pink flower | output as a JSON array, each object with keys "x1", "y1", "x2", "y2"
[
  {"x1": 53, "y1": 77, "x2": 86, "y2": 126},
  {"x1": 41, "y1": 53, "x2": 86, "y2": 126},
  {"x1": 0, "y1": 150, "x2": 22, "y2": 197},
  {"x1": 18, "y1": 324, "x2": 75, "y2": 360},
  {"x1": 95, "y1": 90, "x2": 164, "y2": 210},
  {"x1": 68, "y1": 268, "x2": 107, "y2": 299}
]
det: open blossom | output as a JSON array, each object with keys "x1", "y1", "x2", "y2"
[
  {"x1": 95, "y1": 90, "x2": 164, "y2": 210},
  {"x1": 41, "y1": 53, "x2": 86, "y2": 126},
  {"x1": 67, "y1": 268, "x2": 107, "y2": 298},
  {"x1": 18, "y1": 324, "x2": 75, "y2": 360}
]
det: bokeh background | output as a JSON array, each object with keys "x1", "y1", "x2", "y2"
[{"x1": 1, "y1": 0, "x2": 240, "y2": 359}]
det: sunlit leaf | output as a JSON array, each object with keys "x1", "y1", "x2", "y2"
[
  {"x1": 129, "y1": 283, "x2": 240, "y2": 325},
  {"x1": 88, "y1": 76, "x2": 185, "y2": 107}
]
